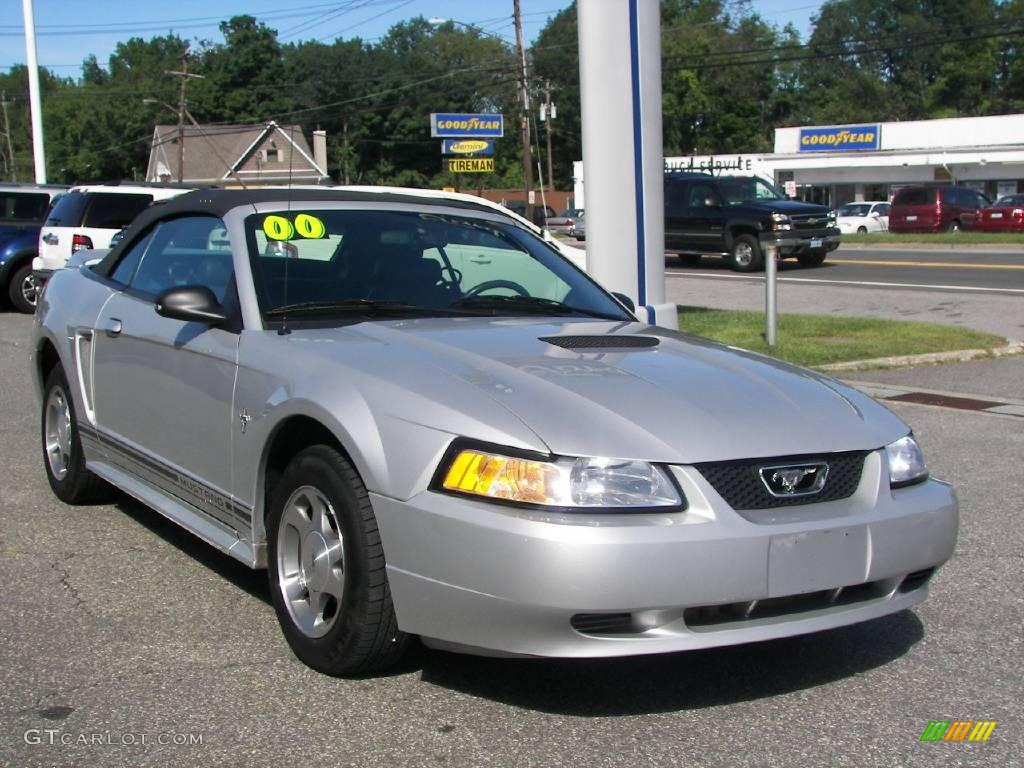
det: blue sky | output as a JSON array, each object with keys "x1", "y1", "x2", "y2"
[{"x1": 2, "y1": 1, "x2": 822, "y2": 75}]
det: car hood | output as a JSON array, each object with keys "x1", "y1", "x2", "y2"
[
  {"x1": 742, "y1": 199, "x2": 832, "y2": 215},
  {"x1": 288, "y1": 318, "x2": 908, "y2": 464}
]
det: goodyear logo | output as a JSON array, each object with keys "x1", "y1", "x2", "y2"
[
  {"x1": 799, "y1": 125, "x2": 880, "y2": 152},
  {"x1": 442, "y1": 139, "x2": 494, "y2": 156},
  {"x1": 448, "y1": 158, "x2": 494, "y2": 173},
  {"x1": 920, "y1": 720, "x2": 997, "y2": 742},
  {"x1": 431, "y1": 113, "x2": 504, "y2": 138}
]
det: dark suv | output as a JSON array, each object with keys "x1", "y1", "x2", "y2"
[
  {"x1": 0, "y1": 183, "x2": 67, "y2": 312},
  {"x1": 889, "y1": 185, "x2": 991, "y2": 233},
  {"x1": 664, "y1": 173, "x2": 840, "y2": 271}
]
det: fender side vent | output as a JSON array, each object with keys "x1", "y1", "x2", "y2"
[{"x1": 540, "y1": 335, "x2": 659, "y2": 350}]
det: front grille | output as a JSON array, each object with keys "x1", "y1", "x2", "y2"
[
  {"x1": 685, "y1": 579, "x2": 891, "y2": 629},
  {"x1": 540, "y1": 335, "x2": 659, "y2": 350},
  {"x1": 694, "y1": 451, "x2": 869, "y2": 510},
  {"x1": 789, "y1": 213, "x2": 830, "y2": 231}
]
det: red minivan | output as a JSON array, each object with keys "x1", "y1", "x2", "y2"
[{"x1": 888, "y1": 185, "x2": 991, "y2": 233}]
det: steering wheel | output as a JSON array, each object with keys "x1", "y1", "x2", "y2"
[{"x1": 465, "y1": 279, "x2": 530, "y2": 298}]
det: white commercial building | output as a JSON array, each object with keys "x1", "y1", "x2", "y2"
[{"x1": 573, "y1": 113, "x2": 1024, "y2": 208}]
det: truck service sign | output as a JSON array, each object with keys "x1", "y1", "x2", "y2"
[
  {"x1": 799, "y1": 125, "x2": 880, "y2": 152},
  {"x1": 431, "y1": 113, "x2": 504, "y2": 138}
]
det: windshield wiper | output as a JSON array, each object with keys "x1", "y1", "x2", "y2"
[
  {"x1": 265, "y1": 299, "x2": 442, "y2": 317},
  {"x1": 450, "y1": 294, "x2": 627, "y2": 321}
]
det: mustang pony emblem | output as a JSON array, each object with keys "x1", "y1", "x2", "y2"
[{"x1": 759, "y1": 463, "x2": 829, "y2": 497}]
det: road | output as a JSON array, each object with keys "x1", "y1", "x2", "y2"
[
  {"x1": 665, "y1": 246, "x2": 1024, "y2": 294},
  {"x1": 0, "y1": 308, "x2": 1021, "y2": 768}
]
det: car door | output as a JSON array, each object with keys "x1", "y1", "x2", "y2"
[
  {"x1": 91, "y1": 214, "x2": 243, "y2": 533},
  {"x1": 685, "y1": 180, "x2": 726, "y2": 252},
  {"x1": 873, "y1": 203, "x2": 890, "y2": 230}
]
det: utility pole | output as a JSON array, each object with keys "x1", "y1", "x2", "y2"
[
  {"x1": 540, "y1": 80, "x2": 556, "y2": 193},
  {"x1": 513, "y1": 0, "x2": 534, "y2": 224},
  {"x1": 22, "y1": 0, "x2": 46, "y2": 182},
  {"x1": 1, "y1": 91, "x2": 15, "y2": 181},
  {"x1": 164, "y1": 53, "x2": 204, "y2": 183}
]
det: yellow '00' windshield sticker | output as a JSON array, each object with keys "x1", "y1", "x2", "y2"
[{"x1": 263, "y1": 213, "x2": 326, "y2": 241}]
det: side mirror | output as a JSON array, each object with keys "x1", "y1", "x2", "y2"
[
  {"x1": 870, "y1": 210, "x2": 880, "y2": 218},
  {"x1": 155, "y1": 285, "x2": 229, "y2": 324},
  {"x1": 612, "y1": 292, "x2": 636, "y2": 313}
]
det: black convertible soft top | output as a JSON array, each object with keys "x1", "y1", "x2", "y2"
[{"x1": 93, "y1": 186, "x2": 507, "y2": 278}]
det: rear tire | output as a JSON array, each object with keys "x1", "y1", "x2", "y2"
[
  {"x1": 267, "y1": 445, "x2": 410, "y2": 675},
  {"x1": 797, "y1": 250, "x2": 827, "y2": 268},
  {"x1": 856, "y1": 226, "x2": 867, "y2": 234},
  {"x1": 9, "y1": 262, "x2": 40, "y2": 314},
  {"x1": 41, "y1": 366, "x2": 108, "y2": 504},
  {"x1": 947, "y1": 220, "x2": 961, "y2": 233},
  {"x1": 728, "y1": 234, "x2": 763, "y2": 272}
]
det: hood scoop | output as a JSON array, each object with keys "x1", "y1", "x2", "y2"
[{"x1": 539, "y1": 335, "x2": 660, "y2": 350}]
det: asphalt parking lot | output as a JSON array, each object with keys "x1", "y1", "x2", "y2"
[{"x1": 1, "y1": 309, "x2": 1021, "y2": 768}]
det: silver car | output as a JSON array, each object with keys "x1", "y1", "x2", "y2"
[{"x1": 30, "y1": 188, "x2": 957, "y2": 676}]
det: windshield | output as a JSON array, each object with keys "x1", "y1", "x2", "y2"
[
  {"x1": 245, "y1": 209, "x2": 630, "y2": 324},
  {"x1": 717, "y1": 177, "x2": 786, "y2": 205},
  {"x1": 837, "y1": 204, "x2": 871, "y2": 217}
]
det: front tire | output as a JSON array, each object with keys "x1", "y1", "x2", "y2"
[
  {"x1": 728, "y1": 234, "x2": 763, "y2": 272},
  {"x1": 41, "y1": 366, "x2": 107, "y2": 504},
  {"x1": 9, "y1": 262, "x2": 40, "y2": 313},
  {"x1": 267, "y1": 445, "x2": 409, "y2": 675},
  {"x1": 947, "y1": 220, "x2": 961, "y2": 233}
]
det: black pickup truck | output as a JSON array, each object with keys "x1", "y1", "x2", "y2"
[{"x1": 664, "y1": 172, "x2": 840, "y2": 271}]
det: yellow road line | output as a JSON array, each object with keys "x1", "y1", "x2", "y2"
[{"x1": 835, "y1": 258, "x2": 1024, "y2": 270}]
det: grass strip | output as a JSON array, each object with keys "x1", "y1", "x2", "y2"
[{"x1": 676, "y1": 307, "x2": 1006, "y2": 368}]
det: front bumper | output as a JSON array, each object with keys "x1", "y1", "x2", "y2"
[
  {"x1": 371, "y1": 451, "x2": 958, "y2": 658},
  {"x1": 764, "y1": 227, "x2": 842, "y2": 256}
]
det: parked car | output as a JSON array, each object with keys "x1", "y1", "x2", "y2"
[
  {"x1": 33, "y1": 182, "x2": 192, "y2": 287},
  {"x1": 573, "y1": 210, "x2": 586, "y2": 240},
  {"x1": 977, "y1": 194, "x2": 1024, "y2": 232},
  {"x1": 888, "y1": 185, "x2": 991, "y2": 233},
  {"x1": 32, "y1": 186, "x2": 956, "y2": 676},
  {"x1": 834, "y1": 201, "x2": 890, "y2": 234},
  {"x1": 504, "y1": 200, "x2": 557, "y2": 229},
  {"x1": 664, "y1": 172, "x2": 840, "y2": 271},
  {"x1": 545, "y1": 207, "x2": 584, "y2": 236},
  {"x1": 0, "y1": 183, "x2": 67, "y2": 312}
]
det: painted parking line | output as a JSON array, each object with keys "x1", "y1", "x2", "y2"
[
  {"x1": 664, "y1": 271, "x2": 1024, "y2": 295},
  {"x1": 833, "y1": 258, "x2": 1024, "y2": 270}
]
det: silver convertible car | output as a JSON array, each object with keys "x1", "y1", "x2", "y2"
[{"x1": 31, "y1": 188, "x2": 958, "y2": 675}]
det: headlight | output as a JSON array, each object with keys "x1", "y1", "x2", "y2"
[
  {"x1": 436, "y1": 445, "x2": 684, "y2": 510},
  {"x1": 770, "y1": 212, "x2": 792, "y2": 231},
  {"x1": 886, "y1": 435, "x2": 929, "y2": 488}
]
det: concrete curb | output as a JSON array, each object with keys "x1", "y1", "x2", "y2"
[{"x1": 816, "y1": 340, "x2": 1024, "y2": 373}]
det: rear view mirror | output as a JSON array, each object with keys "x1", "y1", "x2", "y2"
[
  {"x1": 155, "y1": 285, "x2": 229, "y2": 325},
  {"x1": 612, "y1": 292, "x2": 636, "y2": 313}
]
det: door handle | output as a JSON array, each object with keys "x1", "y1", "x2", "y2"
[
  {"x1": 470, "y1": 258, "x2": 492, "y2": 265},
  {"x1": 104, "y1": 318, "x2": 122, "y2": 337}
]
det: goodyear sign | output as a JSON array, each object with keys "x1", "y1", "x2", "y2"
[
  {"x1": 448, "y1": 158, "x2": 494, "y2": 173},
  {"x1": 441, "y1": 139, "x2": 494, "y2": 156},
  {"x1": 431, "y1": 113, "x2": 504, "y2": 138},
  {"x1": 799, "y1": 125, "x2": 880, "y2": 152}
]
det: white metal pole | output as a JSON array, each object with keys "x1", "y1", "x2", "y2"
[
  {"x1": 764, "y1": 241, "x2": 778, "y2": 345},
  {"x1": 22, "y1": 0, "x2": 46, "y2": 183},
  {"x1": 578, "y1": 0, "x2": 673, "y2": 326}
]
